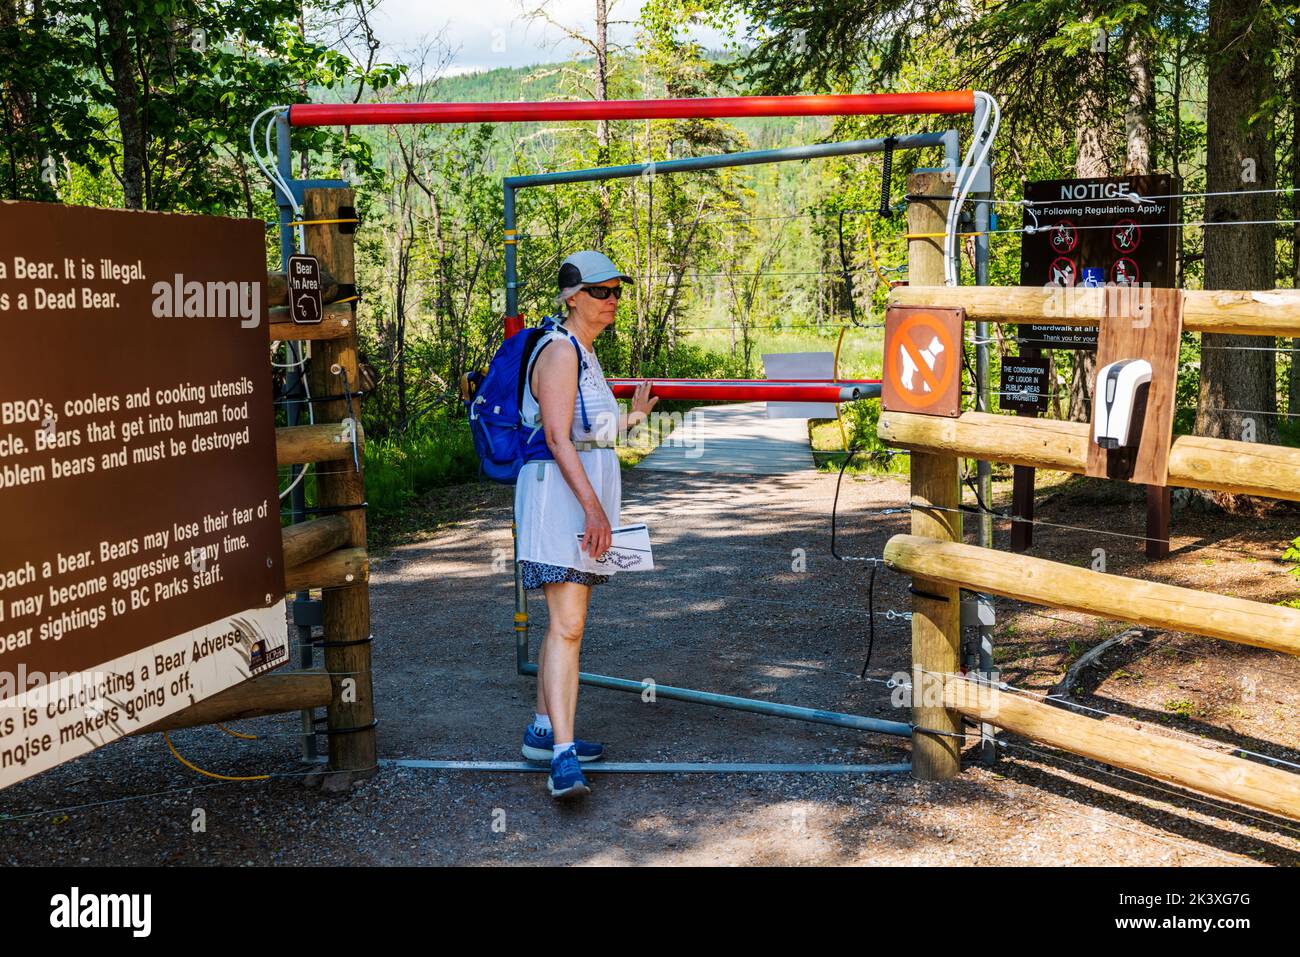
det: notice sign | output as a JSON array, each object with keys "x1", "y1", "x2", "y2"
[
  {"x1": 882, "y1": 306, "x2": 963, "y2": 417},
  {"x1": 1019, "y1": 174, "x2": 1179, "y2": 351},
  {"x1": 0, "y1": 201, "x2": 287, "y2": 789},
  {"x1": 1000, "y1": 358, "x2": 1052, "y2": 413},
  {"x1": 287, "y1": 254, "x2": 322, "y2": 325}
]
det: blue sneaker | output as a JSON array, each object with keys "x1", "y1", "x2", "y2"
[
  {"x1": 522, "y1": 724, "x2": 605, "y2": 763},
  {"x1": 548, "y1": 746, "x2": 590, "y2": 800}
]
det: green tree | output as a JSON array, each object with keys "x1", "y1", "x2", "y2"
[
  {"x1": 686, "y1": 0, "x2": 1293, "y2": 441},
  {"x1": 4, "y1": 0, "x2": 402, "y2": 212}
]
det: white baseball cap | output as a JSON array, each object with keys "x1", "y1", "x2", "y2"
[{"x1": 557, "y1": 250, "x2": 632, "y2": 290}]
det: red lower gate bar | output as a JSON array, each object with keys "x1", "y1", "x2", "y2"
[{"x1": 605, "y1": 378, "x2": 882, "y2": 402}]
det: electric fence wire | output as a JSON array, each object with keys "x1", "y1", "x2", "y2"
[
  {"x1": 0, "y1": 762, "x2": 379, "y2": 826},
  {"x1": 921, "y1": 482, "x2": 1297, "y2": 566},
  {"x1": 1201, "y1": 344, "x2": 1300, "y2": 353},
  {"x1": 921, "y1": 183, "x2": 1300, "y2": 214},
  {"x1": 971, "y1": 215, "x2": 1300, "y2": 239},
  {"x1": 513, "y1": 139, "x2": 1230, "y2": 244},
  {"x1": 912, "y1": 497, "x2": 1162, "y2": 545},
  {"x1": 958, "y1": 452, "x2": 1290, "y2": 544},
  {"x1": 1019, "y1": 184, "x2": 1300, "y2": 206},
  {"x1": 1179, "y1": 404, "x2": 1300, "y2": 419}
]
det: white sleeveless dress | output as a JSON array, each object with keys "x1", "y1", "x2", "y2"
[{"x1": 514, "y1": 326, "x2": 622, "y2": 586}]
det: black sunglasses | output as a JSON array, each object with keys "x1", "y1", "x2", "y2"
[{"x1": 582, "y1": 284, "x2": 623, "y2": 300}]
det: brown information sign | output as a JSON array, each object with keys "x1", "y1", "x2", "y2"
[
  {"x1": 0, "y1": 201, "x2": 287, "y2": 788},
  {"x1": 882, "y1": 306, "x2": 964, "y2": 417}
]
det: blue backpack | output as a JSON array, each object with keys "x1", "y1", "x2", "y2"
[{"x1": 462, "y1": 316, "x2": 593, "y2": 484}]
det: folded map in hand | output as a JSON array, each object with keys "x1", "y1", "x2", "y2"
[{"x1": 575, "y1": 523, "x2": 654, "y2": 572}]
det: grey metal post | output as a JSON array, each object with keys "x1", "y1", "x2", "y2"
[
  {"x1": 504, "y1": 185, "x2": 518, "y2": 319},
  {"x1": 502, "y1": 129, "x2": 958, "y2": 761},
  {"x1": 970, "y1": 102, "x2": 997, "y2": 767},
  {"x1": 275, "y1": 112, "x2": 318, "y2": 763}
]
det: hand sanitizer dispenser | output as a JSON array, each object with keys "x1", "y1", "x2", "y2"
[{"x1": 1093, "y1": 358, "x2": 1152, "y2": 449}]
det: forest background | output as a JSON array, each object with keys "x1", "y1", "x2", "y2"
[{"x1": 4, "y1": 0, "x2": 1299, "y2": 530}]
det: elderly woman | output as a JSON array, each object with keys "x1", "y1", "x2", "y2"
[{"x1": 515, "y1": 250, "x2": 658, "y2": 800}]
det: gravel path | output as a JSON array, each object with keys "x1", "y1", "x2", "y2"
[{"x1": 1, "y1": 467, "x2": 1297, "y2": 865}]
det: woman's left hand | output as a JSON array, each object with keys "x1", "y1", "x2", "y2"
[{"x1": 631, "y1": 381, "x2": 659, "y2": 419}]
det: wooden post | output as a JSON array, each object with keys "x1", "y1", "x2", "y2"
[
  {"x1": 902, "y1": 173, "x2": 963, "y2": 780},
  {"x1": 1146, "y1": 485, "x2": 1171, "y2": 559},
  {"x1": 302, "y1": 187, "x2": 377, "y2": 783}
]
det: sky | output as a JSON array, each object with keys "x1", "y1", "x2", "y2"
[{"x1": 369, "y1": 0, "x2": 737, "y2": 75}]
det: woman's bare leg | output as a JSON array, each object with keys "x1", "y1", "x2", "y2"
[{"x1": 537, "y1": 581, "x2": 592, "y2": 746}]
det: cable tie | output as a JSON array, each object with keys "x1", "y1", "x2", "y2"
[
  {"x1": 909, "y1": 585, "x2": 950, "y2": 603},
  {"x1": 315, "y1": 720, "x2": 379, "y2": 736},
  {"x1": 312, "y1": 633, "x2": 374, "y2": 649}
]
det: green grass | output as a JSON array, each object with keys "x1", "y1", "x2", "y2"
[
  {"x1": 679, "y1": 326, "x2": 884, "y2": 380},
  {"x1": 279, "y1": 412, "x2": 480, "y2": 525}
]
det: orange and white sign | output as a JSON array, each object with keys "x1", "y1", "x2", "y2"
[{"x1": 882, "y1": 306, "x2": 964, "y2": 417}]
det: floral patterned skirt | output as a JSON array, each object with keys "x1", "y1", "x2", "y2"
[{"x1": 519, "y1": 560, "x2": 611, "y2": 590}]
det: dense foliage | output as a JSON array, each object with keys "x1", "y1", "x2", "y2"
[{"x1": 7, "y1": 1, "x2": 1300, "y2": 511}]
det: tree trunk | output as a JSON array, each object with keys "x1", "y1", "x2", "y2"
[
  {"x1": 1066, "y1": 33, "x2": 1110, "y2": 423},
  {"x1": 299, "y1": 3, "x2": 309, "y2": 180},
  {"x1": 1291, "y1": 31, "x2": 1300, "y2": 420},
  {"x1": 1124, "y1": 28, "x2": 1154, "y2": 175},
  {"x1": 101, "y1": 0, "x2": 146, "y2": 209},
  {"x1": 1, "y1": 0, "x2": 39, "y2": 198},
  {"x1": 395, "y1": 229, "x2": 411, "y2": 426},
  {"x1": 1197, "y1": 0, "x2": 1278, "y2": 445},
  {"x1": 594, "y1": 0, "x2": 611, "y2": 248}
]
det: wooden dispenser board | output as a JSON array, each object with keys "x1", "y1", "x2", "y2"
[
  {"x1": 0, "y1": 201, "x2": 288, "y2": 788},
  {"x1": 1084, "y1": 287, "x2": 1184, "y2": 485},
  {"x1": 882, "y1": 306, "x2": 964, "y2": 417}
]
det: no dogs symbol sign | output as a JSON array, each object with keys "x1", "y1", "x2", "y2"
[{"x1": 882, "y1": 306, "x2": 964, "y2": 417}]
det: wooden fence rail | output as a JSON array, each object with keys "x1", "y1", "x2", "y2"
[
  {"x1": 878, "y1": 410, "x2": 1300, "y2": 503},
  {"x1": 882, "y1": 279, "x2": 1300, "y2": 821},
  {"x1": 941, "y1": 673, "x2": 1300, "y2": 821},
  {"x1": 891, "y1": 285, "x2": 1300, "y2": 338},
  {"x1": 884, "y1": 534, "x2": 1300, "y2": 656}
]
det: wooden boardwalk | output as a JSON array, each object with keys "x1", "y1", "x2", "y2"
[{"x1": 635, "y1": 401, "x2": 816, "y2": 475}]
